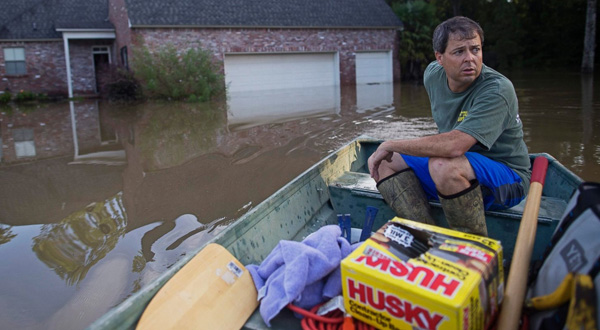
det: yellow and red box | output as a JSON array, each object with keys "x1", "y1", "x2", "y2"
[{"x1": 341, "y1": 217, "x2": 503, "y2": 330}]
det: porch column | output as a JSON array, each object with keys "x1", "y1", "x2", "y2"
[
  {"x1": 62, "y1": 35, "x2": 73, "y2": 98},
  {"x1": 57, "y1": 29, "x2": 116, "y2": 99}
]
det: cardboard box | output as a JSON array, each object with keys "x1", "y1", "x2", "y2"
[{"x1": 341, "y1": 217, "x2": 503, "y2": 330}]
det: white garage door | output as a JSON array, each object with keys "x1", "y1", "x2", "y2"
[
  {"x1": 355, "y1": 51, "x2": 393, "y2": 85},
  {"x1": 224, "y1": 53, "x2": 339, "y2": 93}
]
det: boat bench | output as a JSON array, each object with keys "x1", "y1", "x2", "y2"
[{"x1": 329, "y1": 170, "x2": 569, "y2": 225}]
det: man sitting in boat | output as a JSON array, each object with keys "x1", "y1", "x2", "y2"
[{"x1": 368, "y1": 16, "x2": 531, "y2": 236}]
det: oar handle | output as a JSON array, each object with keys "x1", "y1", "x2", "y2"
[
  {"x1": 497, "y1": 156, "x2": 549, "y2": 330},
  {"x1": 531, "y1": 155, "x2": 549, "y2": 186}
]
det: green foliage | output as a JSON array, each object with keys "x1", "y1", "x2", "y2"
[
  {"x1": 387, "y1": 0, "x2": 595, "y2": 74},
  {"x1": 477, "y1": 0, "x2": 524, "y2": 70},
  {"x1": 516, "y1": 0, "x2": 588, "y2": 69},
  {"x1": 0, "y1": 92, "x2": 11, "y2": 104},
  {"x1": 102, "y1": 66, "x2": 142, "y2": 101},
  {"x1": 393, "y1": 0, "x2": 439, "y2": 81},
  {"x1": 14, "y1": 90, "x2": 37, "y2": 102},
  {"x1": 132, "y1": 44, "x2": 224, "y2": 101}
]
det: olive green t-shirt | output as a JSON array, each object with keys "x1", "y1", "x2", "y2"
[{"x1": 424, "y1": 61, "x2": 531, "y2": 191}]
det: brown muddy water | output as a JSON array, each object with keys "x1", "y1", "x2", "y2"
[{"x1": 1, "y1": 70, "x2": 599, "y2": 330}]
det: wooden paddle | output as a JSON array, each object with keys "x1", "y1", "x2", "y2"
[
  {"x1": 136, "y1": 243, "x2": 259, "y2": 330},
  {"x1": 496, "y1": 156, "x2": 549, "y2": 330}
]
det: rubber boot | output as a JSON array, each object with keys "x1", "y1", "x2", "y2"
[
  {"x1": 376, "y1": 168, "x2": 436, "y2": 225},
  {"x1": 438, "y1": 179, "x2": 488, "y2": 236}
]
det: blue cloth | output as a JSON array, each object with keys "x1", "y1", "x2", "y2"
[
  {"x1": 401, "y1": 152, "x2": 526, "y2": 210},
  {"x1": 246, "y1": 225, "x2": 357, "y2": 326}
]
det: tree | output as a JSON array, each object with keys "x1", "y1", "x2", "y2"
[
  {"x1": 582, "y1": 0, "x2": 597, "y2": 72},
  {"x1": 393, "y1": 0, "x2": 439, "y2": 81}
]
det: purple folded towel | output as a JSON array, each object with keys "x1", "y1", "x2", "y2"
[{"x1": 246, "y1": 225, "x2": 357, "y2": 326}]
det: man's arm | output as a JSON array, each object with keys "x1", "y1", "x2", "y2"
[
  {"x1": 368, "y1": 130, "x2": 477, "y2": 181},
  {"x1": 381, "y1": 130, "x2": 477, "y2": 158}
]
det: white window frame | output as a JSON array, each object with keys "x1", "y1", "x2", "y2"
[
  {"x1": 4, "y1": 47, "x2": 26, "y2": 75},
  {"x1": 92, "y1": 45, "x2": 111, "y2": 62}
]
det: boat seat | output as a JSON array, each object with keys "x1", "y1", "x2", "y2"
[{"x1": 329, "y1": 170, "x2": 568, "y2": 222}]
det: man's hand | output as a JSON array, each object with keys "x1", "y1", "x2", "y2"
[{"x1": 368, "y1": 147, "x2": 394, "y2": 182}]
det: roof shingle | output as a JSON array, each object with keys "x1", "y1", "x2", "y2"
[
  {"x1": 0, "y1": 0, "x2": 112, "y2": 40},
  {"x1": 125, "y1": 0, "x2": 402, "y2": 28},
  {"x1": 0, "y1": 0, "x2": 401, "y2": 40}
]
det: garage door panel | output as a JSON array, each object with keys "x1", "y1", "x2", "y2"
[
  {"x1": 225, "y1": 53, "x2": 338, "y2": 92},
  {"x1": 356, "y1": 51, "x2": 393, "y2": 85}
]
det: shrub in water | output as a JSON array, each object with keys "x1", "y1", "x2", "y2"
[
  {"x1": 14, "y1": 90, "x2": 36, "y2": 102},
  {"x1": 132, "y1": 44, "x2": 224, "y2": 101},
  {"x1": 101, "y1": 65, "x2": 142, "y2": 101},
  {"x1": 0, "y1": 92, "x2": 11, "y2": 104}
]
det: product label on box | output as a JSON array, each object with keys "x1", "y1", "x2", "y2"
[
  {"x1": 342, "y1": 218, "x2": 503, "y2": 330},
  {"x1": 351, "y1": 254, "x2": 462, "y2": 299},
  {"x1": 346, "y1": 277, "x2": 446, "y2": 330},
  {"x1": 384, "y1": 225, "x2": 415, "y2": 247}
]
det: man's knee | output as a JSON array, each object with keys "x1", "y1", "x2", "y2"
[
  {"x1": 378, "y1": 153, "x2": 409, "y2": 181},
  {"x1": 428, "y1": 156, "x2": 475, "y2": 190}
]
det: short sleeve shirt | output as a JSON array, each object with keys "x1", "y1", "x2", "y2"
[{"x1": 423, "y1": 61, "x2": 531, "y2": 190}]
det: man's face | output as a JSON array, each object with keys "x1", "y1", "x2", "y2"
[{"x1": 435, "y1": 33, "x2": 483, "y2": 93}]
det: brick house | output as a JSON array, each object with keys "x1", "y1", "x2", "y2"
[{"x1": 1, "y1": 0, "x2": 402, "y2": 98}]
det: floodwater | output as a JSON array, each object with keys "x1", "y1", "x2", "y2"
[{"x1": 0, "y1": 70, "x2": 599, "y2": 330}]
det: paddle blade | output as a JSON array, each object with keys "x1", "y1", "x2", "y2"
[{"x1": 136, "y1": 243, "x2": 258, "y2": 330}]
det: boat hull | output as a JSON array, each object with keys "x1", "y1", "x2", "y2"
[{"x1": 87, "y1": 136, "x2": 583, "y2": 330}]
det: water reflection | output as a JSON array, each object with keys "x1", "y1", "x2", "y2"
[
  {"x1": 0, "y1": 76, "x2": 598, "y2": 330},
  {"x1": 69, "y1": 102, "x2": 126, "y2": 166},
  {"x1": 0, "y1": 224, "x2": 16, "y2": 246},
  {"x1": 508, "y1": 70, "x2": 600, "y2": 180},
  {"x1": 0, "y1": 101, "x2": 124, "y2": 166},
  {"x1": 32, "y1": 193, "x2": 127, "y2": 286},
  {"x1": 356, "y1": 83, "x2": 393, "y2": 113},
  {"x1": 134, "y1": 102, "x2": 227, "y2": 171},
  {"x1": 227, "y1": 86, "x2": 341, "y2": 129}
]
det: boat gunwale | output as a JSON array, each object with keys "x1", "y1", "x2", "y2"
[
  {"x1": 86, "y1": 136, "x2": 378, "y2": 330},
  {"x1": 86, "y1": 136, "x2": 582, "y2": 330}
]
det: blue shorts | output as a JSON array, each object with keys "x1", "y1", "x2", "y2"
[{"x1": 401, "y1": 152, "x2": 526, "y2": 211}]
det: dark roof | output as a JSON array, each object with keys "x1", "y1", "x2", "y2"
[
  {"x1": 0, "y1": 0, "x2": 401, "y2": 40},
  {"x1": 125, "y1": 0, "x2": 402, "y2": 28},
  {"x1": 0, "y1": 0, "x2": 113, "y2": 40}
]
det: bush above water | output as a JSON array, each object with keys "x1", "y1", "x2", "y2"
[
  {"x1": 132, "y1": 44, "x2": 225, "y2": 102},
  {"x1": 0, "y1": 92, "x2": 11, "y2": 104}
]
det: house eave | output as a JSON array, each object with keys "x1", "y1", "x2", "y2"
[
  {"x1": 55, "y1": 28, "x2": 116, "y2": 33},
  {"x1": 60, "y1": 31, "x2": 116, "y2": 40},
  {"x1": 56, "y1": 28, "x2": 116, "y2": 40},
  {"x1": 0, "y1": 38, "x2": 63, "y2": 42}
]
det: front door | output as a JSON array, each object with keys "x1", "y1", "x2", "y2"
[{"x1": 92, "y1": 46, "x2": 111, "y2": 94}]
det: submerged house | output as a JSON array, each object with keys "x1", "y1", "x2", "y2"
[{"x1": 0, "y1": 0, "x2": 402, "y2": 98}]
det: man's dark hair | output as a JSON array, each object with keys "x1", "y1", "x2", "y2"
[{"x1": 432, "y1": 16, "x2": 484, "y2": 54}]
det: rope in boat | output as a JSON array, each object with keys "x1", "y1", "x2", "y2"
[{"x1": 287, "y1": 303, "x2": 375, "y2": 330}]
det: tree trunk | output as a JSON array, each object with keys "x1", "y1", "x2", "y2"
[
  {"x1": 451, "y1": 0, "x2": 461, "y2": 16},
  {"x1": 582, "y1": 0, "x2": 596, "y2": 73}
]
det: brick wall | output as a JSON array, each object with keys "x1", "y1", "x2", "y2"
[
  {"x1": 132, "y1": 27, "x2": 401, "y2": 85},
  {"x1": 0, "y1": 41, "x2": 68, "y2": 96},
  {"x1": 69, "y1": 40, "x2": 115, "y2": 95},
  {"x1": 109, "y1": 0, "x2": 133, "y2": 66},
  {"x1": 0, "y1": 40, "x2": 114, "y2": 97},
  {"x1": 0, "y1": 25, "x2": 400, "y2": 96}
]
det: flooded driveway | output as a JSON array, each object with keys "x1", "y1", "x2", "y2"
[{"x1": 0, "y1": 74, "x2": 599, "y2": 329}]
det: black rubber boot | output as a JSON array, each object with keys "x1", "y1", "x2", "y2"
[
  {"x1": 438, "y1": 180, "x2": 488, "y2": 236},
  {"x1": 376, "y1": 168, "x2": 436, "y2": 225}
]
